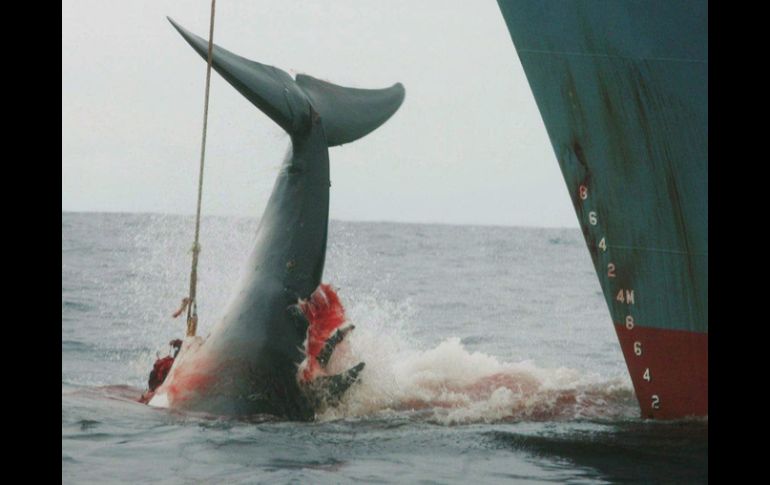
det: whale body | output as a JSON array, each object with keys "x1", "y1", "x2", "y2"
[{"x1": 150, "y1": 18, "x2": 405, "y2": 420}]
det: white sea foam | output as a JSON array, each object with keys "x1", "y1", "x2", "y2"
[{"x1": 319, "y1": 296, "x2": 634, "y2": 424}]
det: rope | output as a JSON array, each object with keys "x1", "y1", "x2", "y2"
[{"x1": 186, "y1": 0, "x2": 217, "y2": 337}]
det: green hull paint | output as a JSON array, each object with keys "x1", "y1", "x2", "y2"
[{"x1": 496, "y1": 0, "x2": 707, "y2": 334}]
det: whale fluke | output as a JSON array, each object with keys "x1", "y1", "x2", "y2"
[{"x1": 167, "y1": 17, "x2": 404, "y2": 145}]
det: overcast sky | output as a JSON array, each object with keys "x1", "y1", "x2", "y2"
[{"x1": 62, "y1": 0, "x2": 578, "y2": 228}]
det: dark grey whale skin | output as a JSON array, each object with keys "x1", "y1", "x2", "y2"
[{"x1": 166, "y1": 19, "x2": 405, "y2": 420}]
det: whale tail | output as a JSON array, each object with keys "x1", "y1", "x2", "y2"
[{"x1": 167, "y1": 17, "x2": 405, "y2": 146}]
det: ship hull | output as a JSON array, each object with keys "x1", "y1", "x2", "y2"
[{"x1": 496, "y1": 0, "x2": 708, "y2": 418}]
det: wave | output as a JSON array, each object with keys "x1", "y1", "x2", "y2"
[{"x1": 62, "y1": 340, "x2": 95, "y2": 352}]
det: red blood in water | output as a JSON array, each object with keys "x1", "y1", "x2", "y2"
[{"x1": 299, "y1": 284, "x2": 346, "y2": 381}]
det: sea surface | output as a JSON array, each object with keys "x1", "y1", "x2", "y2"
[{"x1": 62, "y1": 212, "x2": 707, "y2": 483}]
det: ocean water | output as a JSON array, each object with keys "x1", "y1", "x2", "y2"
[{"x1": 62, "y1": 212, "x2": 707, "y2": 483}]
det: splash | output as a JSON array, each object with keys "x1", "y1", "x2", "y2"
[{"x1": 315, "y1": 295, "x2": 635, "y2": 424}]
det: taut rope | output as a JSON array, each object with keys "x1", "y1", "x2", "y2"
[{"x1": 185, "y1": 0, "x2": 217, "y2": 337}]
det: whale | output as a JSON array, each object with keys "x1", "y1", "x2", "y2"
[{"x1": 148, "y1": 18, "x2": 405, "y2": 420}]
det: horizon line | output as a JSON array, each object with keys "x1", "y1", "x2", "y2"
[{"x1": 61, "y1": 209, "x2": 579, "y2": 231}]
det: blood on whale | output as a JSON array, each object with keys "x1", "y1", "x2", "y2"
[
  {"x1": 141, "y1": 284, "x2": 348, "y2": 405},
  {"x1": 298, "y1": 284, "x2": 347, "y2": 382}
]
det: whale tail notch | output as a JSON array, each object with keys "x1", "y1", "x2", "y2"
[{"x1": 167, "y1": 17, "x2": 405, "y2": 145}]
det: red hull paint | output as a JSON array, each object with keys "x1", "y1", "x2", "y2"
[{"x1": 614, "y1": 324, "x2": 707, "y2": 419}]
